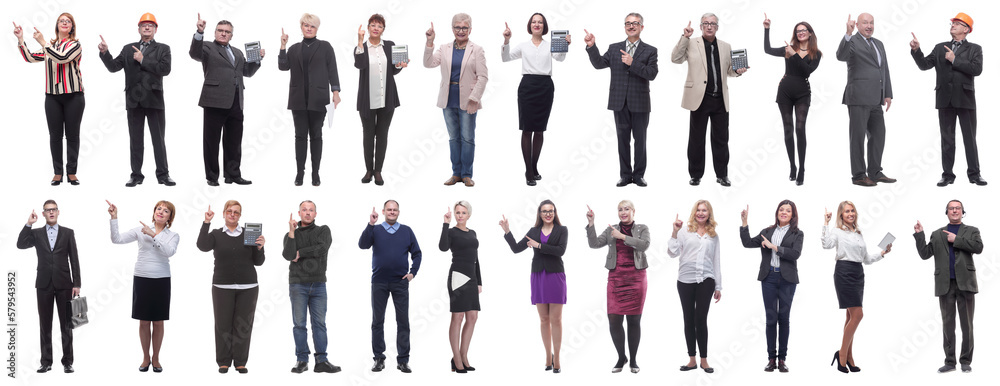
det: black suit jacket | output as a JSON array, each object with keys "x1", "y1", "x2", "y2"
[
  {"x1": 586, "y1": 40, "x2": 658, "y2": 112},
  {"x1": 189, "y1": 36, "x2": 261, "y2": 110},
  {"x1": 100, "y1": 40, "x2": 171, "y2": 109},
  {"x1": 911, "y1": 41, "x2": 982, "y2": 110},
  {"x1": 505, "y1": 225, "x2": 568, "y2": 273},
  {"x1": 278, "y1": 39, "x2": 340, "y2": 111},
  {"x1": 16, "y1": 225, "x2": 82, "y2": 289},
  {"x1": 353, "y1": 40, "x2": 402, "y2": 118},
  {"x1": 739, "y1": 225, "x2": 802, "y2": 284}
]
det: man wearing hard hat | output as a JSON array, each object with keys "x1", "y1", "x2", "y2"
[
  {"x1": 910, "y1": 13, "x2": 986, "y2": 188},
  {"x1": 99, "y1": 13, "x2": 175, "y2": 187}
]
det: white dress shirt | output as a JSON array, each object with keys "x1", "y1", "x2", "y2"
[
  {"x1": 110, "y1": 219, "x2": 179, "y2": 278},
  {"x1": 501, "y1": 40, "x2": 567, "y2": 76},
  {"x1": 668, "y1": 228, "x2": 723, "y2": 290},
  {"x1": 769, "y1": 224, "x2": 790, "y2": 268},
  {"x1": 821, "y1": 225, "x2": 884, "y2": 264}
]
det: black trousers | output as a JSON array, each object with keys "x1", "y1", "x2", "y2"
[
  {"x1": 939, "y1": 108, "x2": 980, "y2": 179},
  {"x1": 127, "y1": 107, "x2": 169, "y2": 180},
  {"x1": 292, "y1": 110, "x2": 327, "y2": 176},
  {"x1": 361, "y1": 108, "x2": 395, "y2": 173},
  {"x1": 44, "y1": 93, "x2": 85, "y2": 175},
  {"x1": 203, "y1": 95, "x2": 244, "y2": 181},
  {"x1": 371, "y1": 280, "x2": 410, "y2": 363},
  {"x1": 36, "y1": 285, "x2": 73, "y2": 366},
  {"x1": 940, "y1": 279, "x2": 975, "y2": 366},
  {"x1": 688, "y1": 94, "x2": 729, "y2": 179},
  {"x1": 613, "y1": 102, "x2": 649, "y2": 179},
  {"x1": 212, "y1": 286, "x2": 259, "y2": 367},
  {"x1": 677, "y1": 278, "x2": 715, "y2": 358},
  {"x1": 847, "y1": 104, "x2": 886, "y2": 179}
]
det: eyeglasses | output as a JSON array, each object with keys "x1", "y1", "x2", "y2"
[
  {"x1": 951, "y1": 21, "x2": 969, "y2": 29},
  {"x1": 540, "y1": 210, "x2": 555, "y2": 215},
  {"x1": 624, "y1": 21, "x2": 642, "y2": 27},
  {"x1": 42, "y1": 208, "x2": 59, "y2": 213},
  {"x1": 216, "y1": 28, "x2": 233, "y2": 35},
  {"x1": 225, "y1": 209, "x2": 241, "y2": 216},
  {"x1": 453, "y1": 26, "x2": 469, "y2": 32},
  {"x1": 947, "y1": 206, "x2": 963, "y2": 211},
  {"x1": 701, "y1": 22, "x2": 718, "y2": 28},
  {"x1": 57, "y1": 19, "x2": 72, "y2": 25},
  {"x1": 795, "y1": 29, "x2": 809, "y2": 34},
  {"x1": 369, "y1": 24, "x2": 384, "y2": 29}
]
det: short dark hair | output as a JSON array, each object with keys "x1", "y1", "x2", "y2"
[
  {"x1": 217, "y1": 20, "x2": 233, "y2": 31},
  {"x1": 527, "y1": 13, "x2": 548, "y2": 35},
  {"x1": 43, "y1": 199, "x2": 58, "y2": 208},
  {"x1": 300, "y1": 200, "x2": 316, "y2": 211},
  {"x1": 369, "y1": 14, "x2": 386, "y2": 28},
  {"x1": 384, "y1": 199, "x2": 399, "y2": 209}
]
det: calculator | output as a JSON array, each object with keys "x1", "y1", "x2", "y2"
[
  {"x1": 730, "y1": 48, "x2": 748, "y2": 71},
  {"x1": 243, "y1": 223, "x2": 262, "y2": 246},
  {"x1": 244, "y1": 41, "x2": 262, "y2": 63},
  {"x1": 550, "y1": 30, "x2": 569, "y2": 53},
  {"x1": 391, "y1": 45, "x2": 408, "y2": 65}
]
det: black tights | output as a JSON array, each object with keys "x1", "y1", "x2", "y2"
[
  {"x1": 608, "y1": 314, "x2": 642, "y2": 367},
  {"x1": 521, "y1": 131, "x2": 544, "y2": 177},
  {"x1": 778, "y1": 102, "x2": 809, "y2": 182}
]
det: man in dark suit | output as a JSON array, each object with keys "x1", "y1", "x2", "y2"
[
  {"x1": 584, "y1": 13, "x2": 658, "y2": 187},
  {"x1": 914, "y1": 200, "x2": 983, "y2": 373},
  {"x1": 910, "y1": 13, "x2": 986, "y2": 187},
  {"x1": 837, "y1": 13, "x2": 895, "y2": 187},
  {"x1": 99, "y1": 13, "x2": 174, "y2": 187},
  {"x1": 16, "y1": 200, "x2": 82, "y2": 374},
  {"x1": 190, "y1": 14, "x2": 262, "y2": 186}
]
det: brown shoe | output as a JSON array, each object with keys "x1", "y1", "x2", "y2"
[
  {"x1": 462, "y1": 177, "x2": 475, "y2": 187},
  {"x1": 873, "y1": 175, "x2": 897, "y2": 183},
  {"x1": 852, "y1": 177, "x2": 877, "y2": 187},
  {"x1": 444, "y1": 176, "x2": 460, "y2": 186}
]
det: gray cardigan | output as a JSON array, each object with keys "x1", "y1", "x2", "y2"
[{"x1": 586, "y1": 223, "x2": 650, "y2": 270}]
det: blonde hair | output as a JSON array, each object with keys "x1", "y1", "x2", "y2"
[
  {"x1": 223, "y1": 200, "x2": 242, "y2": 214},
  {"x1": 618, "y1": 200, "x2": 635, "y2": 211},
  {"x1": 686, "y1": 199, "x2": 718, "y2": 237},
  {"x1": 454, "y1": 200, "x2": 472, "y2": 216},
  {"x1": 300, "y1": 13, "x2": 320, "y2": 28},
  {"x1": 836, "y1": 200, "x2": 860, "y2": 233},
  {"x1": 52, "y1": 12, "x2": 78, "y2": 43}
]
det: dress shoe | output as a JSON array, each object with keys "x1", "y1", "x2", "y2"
[
  {"x1": 139, "y1": 364, "x2": 150, "y2": 372},
  {"x1": 846, "y1": 359, "x2": 860, "y2": 372},
  {"x1": 463, "y1": 177, "x2": 475, "y2": 187},
  {"x1": 533, "y1": 174, "x2": 542, "y2": 180},
  {"x1": 207, "y1": 179, "x2": 220, "y2": 186},
  {"x1": 312, "y1": 173, "x2": 321, "y2": 186},
  {"x1": 938, "y1": 364, "x2": 956, "y2": 373},
  {"x1": 152, "y1": 366, "x2": 162, "y2": 373},
  {"x1": 291, "y1": 361, "x2": 309, "y2": 373},
  {"x1": 764, "y1": 359, "x2": 776, "y2": 372},
  {"x1": 67, "y1": 176, "x2": 80, "y2": 185},
  {"x1": 397, "y1": 362, "x2": 412, "y2": 373},
  {"x1": 831, "y1": 351, "x2": 848, "y2": 373},
  {"x1": 701, "y1": 365, "x2": 714, "y2": 373},
  {"x1": 717, "y1": 177, "x2": 731, "y2": 187},
  {"x1": 51, "y1": 176, "x2": 63, "y2": 186},
  {"x1": 463, "y1": 362, "x2": 475, "y2": 371},
  {"x1": 689, "y1": 178, "x2": 701, "y2": 186},
  {"x1": 970, "y1": 176, "x2": 988, "y2": 186},
  {"x1": 444, "y1": 176, "x2": 460, "y2": 186},
  {"x1": 527, "y1": 178, "x2": 537, "y2": 186},
  {"x1": 630, "y1": 366, "x2": 640, "y2": 373},
  {"x1": 852, "y1": 177, "x2": 877, "y2": 187},
  {"x1": 616, "y1": 177, "x2": 632, "y2": 187},
  {"x1": 679, "y1": 365, "x2": 697, "y2": 371},
  {"x1": 224, "y1": 177, "x2": 252, "y2": 185},
  {"x1": 362, "y1": 171, "x2": 373, "y2": 184},
  {"x1": 236, "y1": 367, "x2": 248, "y2": 374},
  {"x1": 219, "y1": 366, "x2": 229, "y2": 373},
  {"x1": 37, "y1": 365, "x2": 52, "y2": 373},
  {"x1": 314, "y1": 361, "x2": 341, "y2": 373},
  {"x1": 874, "y1": 175, "x2": 897, "y2": 183},
  {"x1": 64, "y1": 365, "x2": 74, "y2": 373},
  {"x1": 777, "y1": 360, "x2": 789, "y2": 373},
  {"x1": 294, "y1": 172, "x2": 304, "y2": 186},
  {"x1": 961, "y1": 364, "x2": 972, "y2": 373},
  {"x1": 936, "y1": 177, "x2": 955, "y2": 187},
  {"x1": 374, "y1": 172, "x2": 384, "y2": 186},
  {"x1": 634, "y1": 177, "x2": 647, "y2": 187},
  {"x1": 157, "y1": 176, "x2": 176, "y2": 186},
  {"x1": 371, "y1": 358, "x2": 385, "y2": 372},
  {"x1": 126, "y1": 177, "x2": 144, "y2": 187}
]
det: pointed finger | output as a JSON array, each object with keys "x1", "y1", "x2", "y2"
[
  {"x1": 106, "y1": 200, "x2": 112, "y2": 206},
  {"x1": 911, "y1": 32, "x2": 916, "y2": 40},
  {"x1": 431, "y1": 22, "x2": 434, "y2": 29},
  {"x1": 584, "y1": 28, "x2": 590, "y2": 35},
  {"x1": 100, "y1": 35, "x2": 106, "y2": 43},
  {"x1": 944, "y1": 46, "x2": 953, "y2": 52},
  {"x1": 34, "y1": 27, "x2": 40, "y2": 33},
  {"x1": 503, "y1": 214, "x2": 507, "y2": 221},
  {"x1": 133, "y1": 45, "x2": 140, "y2": 52},
  {"x1": 676, "y1": 213, "x2": 680, "y2": 221},
  {"x1": 785, "y1": 41, "x2": 790, "y2": 46},
  {"x1": 505, "y1": 22, "x2": 509, "y2": 29},
  {"x1": 765, "y1": 13, "x2": 768, "y2": 20},
  {"x1": 140, "y1": 221, "x2": 148, "y2": 228},
  {"x1": 687, "y1": 21, "x2": 691, "y2": 28}
]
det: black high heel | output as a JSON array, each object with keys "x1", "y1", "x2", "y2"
[
  {"x1": 463, "y1": 362, "x2": 476, "y2": 371},
  {"x1": 789, "y1": 166, "x2": 797, "y2": 181},
  {"x1": 451, "y1": 359, "x2": 467, "y2": 373},
  {"x1": 545, "y1": 354, "x2": 553, "y2": 371},
  {"x1": 67, "y1": 175, "x2": 80, "y2": 185},
  {"x1": 831, "y1": 351, "x2": 848, "y2": 373},
  {"x1": 796, "y1": 169, "x2": 805, "y2": 186},
  {"x1": 846, "y1": 359, "x2": 860, "y2": 372}
]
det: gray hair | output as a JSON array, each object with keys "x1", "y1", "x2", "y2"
[
  {"x1": 701, "y1": 13, "x2": 718, "y2": 23},
  {"x1": 455, "y1": 200, "x2": 472, "y2": 216},
  {"x1": 625, "y1": 12, "x2": 643, "y2": 25},
  {"x1": 300, "y1": 13, "x2": 320, "y2": 27},
  {"x1": 452, "y1": 13, "x2": 471, "y2": 27}
]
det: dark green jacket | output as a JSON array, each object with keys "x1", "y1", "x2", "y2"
[
  {"x1": 282, "y1": 222, "x2": 331, "y2": 284},
  {"x1": 914, "y1": 224, "x2": 983, "y2": 296}
]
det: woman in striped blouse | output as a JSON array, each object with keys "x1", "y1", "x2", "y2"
[{"x1": 14, "y1": 12, "x2": 85, "y2": 186}]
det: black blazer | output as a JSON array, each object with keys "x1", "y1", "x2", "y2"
[
  {"x1": 505, "y1": 225, "x2": 568, "y2": 273},
  {"x1": 100, "y1": 40, "x2": 171, "y2": 109},
  {"x1": 16, "y1": 225, "x2": 82, "y2": 289},
  {"x1": 911, "y1": 41, "x2": 982, "y2": 110},
  {"x1": 586, "y1": 40, "x2": 658, "y2": 112},
  {"x1": 739, "y1": 225, "x2": 802, "y2": 284},
  {"x1": 353, "y1": 40, "x2": 402, "y2": 118},
  {"x1": 278, "y1": 39, "x2": 340, "y2": 111},
  {"x1": 189, "y1": 36, "x2": 261, "y2": 110}
]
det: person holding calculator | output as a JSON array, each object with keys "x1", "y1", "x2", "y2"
[{"x1": 355, "y1": 14, "x2": 407, "y2": 186}]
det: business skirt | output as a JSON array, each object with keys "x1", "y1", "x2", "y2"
[
  {"x1": 517, "y1": 75, "x2": 555, "y2": 132},
  {"x1": 132, "y1": 276, "x2": 171, "y2": 321},
  {"x1": 833, "y1": 260, "x2": 864, "y2": 309},
  {"x1": 530, "y1": 270, "x2": 566, "y2": 305}
]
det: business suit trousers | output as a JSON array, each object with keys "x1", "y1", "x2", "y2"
[
  {"x1": 940, "y1": 279, "x2": 974, "y2": 365},
  {"x1": 127, "y1": 107, "x2": 169, "y2": 180},
  {"x1": 361, "y1": 108, "x2": 395, "y2": 173},
  {"x1": 938, "y1": 108, "x2": 980, "y2": 179},
  {"x1": 36, "y1": 285, "x2": 73, "y2": 366},
  {"x1": 371, "y1": 280, "x2": 410, "y2": 363},
  {"x1": 44, "y1": 93, "x2": 85, "y2": 176},
  {"x1": 847, "y1": 105, "x2": 886, "y2": 180},
  {"x1": 212, "y1": 286, "x2": 259, "y2": 367},
  {"x1": 203, "y1": 95, "x2": 244, "y2": 181},
  {"x1": 292, "y1": 110, "x2": 327, "y2": 176},
  {"x1": 614, "y1": 102, "x2": 649, "y2": 179},
  {"x1": 677, "y1": 278, "x2": 715, "y2": 358},
  {"x1": 688, "y1": 94, "x2": 729, "y2": 179},
  {"x1": 761, "y1": 271, "x2": 796, "y2": 360}
]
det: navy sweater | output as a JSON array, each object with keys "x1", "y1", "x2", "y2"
[{"x1": 359, "y1": 223, "x2": 422, "y2": 282}]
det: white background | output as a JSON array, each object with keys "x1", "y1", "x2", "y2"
[{"x1": 2, "y1": 0, "x2": 999, "y2": 385}]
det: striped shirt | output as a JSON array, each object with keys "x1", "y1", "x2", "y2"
[{"x1": 19, "y1": 39, "x2": 84, "y2": 94}]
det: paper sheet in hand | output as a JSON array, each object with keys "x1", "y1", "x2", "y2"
[
  {"x1": 326, "y1": 104, "x2": 335, "y2": 128},
  {"x1": 878, "y1": 232, "x2": 895, "y2": 250}
]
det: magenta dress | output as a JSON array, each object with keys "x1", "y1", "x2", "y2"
[{"x1": 607, "y1": 223, "x2": 647, "y2": 315}]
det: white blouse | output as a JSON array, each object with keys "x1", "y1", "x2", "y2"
[
  {"x1": 110, "y1": 219, "x2": 179, "y2": 278},
  {"x1": 668, "y1": 229, "x2": 722, "y2": 290},
  {"x1": 501, "y1": 40, "x2": 567, "y2": 76},
  {"x1": 821, "y1": 225, "x2": 884, "y2": 264},
  {"x1": 356, "y1": 40, "x2": 388, "y2": 109}
]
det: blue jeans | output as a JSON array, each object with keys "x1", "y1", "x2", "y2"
[
  {"x1": 761, "y1": 271, "x2": 796, "y2": 360},
  {"x1": 443, "y1": 108, "x2": 476, "y2": 178},
  {"x1": 371, "y1": 280, "x2": 410, "y2": 363},
  {"x1": 290, "y1": 283, "x2": 328, "y2": 362}
]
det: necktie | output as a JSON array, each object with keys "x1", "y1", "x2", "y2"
[
  {"x1": 866, "y1": 38, "x2": 881, "y2": 66},
  {"x1": 225, "y1": 46, "x2": 235, "y2": 66},
  {"x1": 951, "y1": 40, "x2": 962, "y2": 52},
  {"x1": 627, "y1": 41, "x2": 636, "y2": 56},
  {"x1": 140, "y1": 42, "x2": 149, "y2": 52},
  {"x1": 708, "y1": 43, "x2": 718, "y2": 93}
]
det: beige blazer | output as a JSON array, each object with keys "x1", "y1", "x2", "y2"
[
  {"x1": 671, "y1": 35, "x2": 740, "y2": 111},
  {"x1": 423, "y1": 41, "x2": 488, "y2": 109}
]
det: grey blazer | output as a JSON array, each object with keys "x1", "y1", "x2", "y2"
[
  {"x1": 914, "y1": 224, "x2": 983, "y2": 296},
  {"x1": 189, "y1": 36, "x2": 261, "y2": 110},
  {"x1": 586, "y1": 223, "x2": 650, "y2": 270},
  {"x1": 837, "y1": 33, "x2": 893, "y2": 106}
]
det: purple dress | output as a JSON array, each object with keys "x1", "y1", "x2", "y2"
[
  {"x1": 530, "y1": 232, "x2": 567, "y2": 304},
  {"x1": 607, "y1": 223, "x2": 647, "y2": 315}
]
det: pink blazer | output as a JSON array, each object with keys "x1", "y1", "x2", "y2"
[{"x1": 423, "y1": 41, "x2": 488, "y2": 109}]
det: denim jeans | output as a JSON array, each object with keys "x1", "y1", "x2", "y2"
[
  {"x1": 371, "y1": 280, "x2": 410, "y2": 363},
  {"x1": 761, "y1": 271, "x2": 796, "y2": 360},
  {"x1": 443, "y1": 108, "x2": 476, "y2": 178},
  {"x1": 290, "y1": 283, "x2": 328, "y2": 362}
]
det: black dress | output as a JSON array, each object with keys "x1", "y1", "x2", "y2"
[
  {"x1": 764, "y1": 28, "x2": 821, "y2": 105},
  {"x1": 439, "y1": 224, "x2": 482, "y2": 312}
]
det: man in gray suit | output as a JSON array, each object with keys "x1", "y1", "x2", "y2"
[
  {"x1": 914, "y1": 200, "x2": 983, "y2": 373},
  {"x1": 837, "y1": 13, "x2": 895, "y2": 187},
  {"x1": 190, "y1": 14, "x2": 262, "y2": 186}
]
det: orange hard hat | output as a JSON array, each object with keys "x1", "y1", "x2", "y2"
[
  {"x1": 138, "y1": 13, "x2": 158, "y2": 27},
  {"x1": 951, "y1": 12, "x2": 973, "y2": 33}
]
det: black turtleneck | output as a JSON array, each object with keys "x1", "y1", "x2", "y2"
[{"x1": 301, "y1": 37, "x2": 319, "y2": 100}]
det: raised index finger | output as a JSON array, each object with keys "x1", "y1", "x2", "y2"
[
  {"x1": 34, "y1": 27, "x2": 40, "y2": 33},
  {"x1": 911, "y1": 32, "x2": 916, "y2": 39},
  {"x1": 687, "y1": 21, "x2": 691, "y2": 28},
  {"x1": 198, "y1": 12, "x2": 201, "y2": 20},
  {"x1": 505, "y1": 22, "x2": 509, "y2": 29},
  {"x1": 106, "y1": 199, "x2": 112, "y2": 206}
]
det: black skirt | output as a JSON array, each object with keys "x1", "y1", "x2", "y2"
[
  {"x1": 517, "y1": 74, "x2": 555, "y2": 132},
  {"x1": 448, "y1": 264, "x2": 481, "y2": 312},
  {"x1": 833, "y1": 260, "x2": 864, "y2": 309},
  {"x1": 132, "y1": 276, "x2": 171, "y2": 321}
]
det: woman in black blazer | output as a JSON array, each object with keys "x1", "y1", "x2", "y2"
[
  {"x1": 354, "y1": 13, "x2": 407, "y2": 186},
  {"x1": 501, "y1": 199, "x2": 568, "y2": 373},
  {"x1": 739, "y1": 200, "x2": 803, "y2": 373}
]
